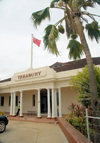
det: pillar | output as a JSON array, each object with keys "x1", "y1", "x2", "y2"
[
  {"x1": 37, "y1": 89, "x2": 41, "y2": 118},
  {"x1": 52, "y1": 88, "x2": 55, "y2": 118},
  {"x1": 47, "y1": 89, "x2": 51, "y2": 118},
  {"x1": 13, "y1": 92, "x2": 16, "y2": 116},
  {"x1": 58, "y1": 88, "x2": 62, "y2": 117},
  {"x1": 55, "y1": 89, "x2": 57, "y2": 117},
  {"x1": 10, "y1": 92, "x2": 13, "y2": 115},
  {"x1": 20, "y1": 91, "x2": 23, "y2": 116}
]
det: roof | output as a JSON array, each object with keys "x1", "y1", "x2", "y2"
[
  {"x1": 50, "y1": 57, "x2": 100, "y2": 72},
  {"x1": 0, "y1": 57, "x2": 100, "y2": 83},
  {"x1": 0, "y1": 78, "x2": 11, "y2": 83}
]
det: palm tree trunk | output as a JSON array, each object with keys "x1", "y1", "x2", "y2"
[{"x1": 74, "y1": 16, "x2": 100, "y2": 143}]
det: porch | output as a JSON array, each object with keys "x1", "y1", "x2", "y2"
[
  {"x1": 0, "y1": 88, "x2": 62, "y2": 118},
  {"x1": 8, "y1": 115, "x2": 57, "y2": 124}
]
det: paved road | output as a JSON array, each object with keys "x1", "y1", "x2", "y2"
[{"x1": 0, "y1": 120, "x2": 69, "y2": 143}]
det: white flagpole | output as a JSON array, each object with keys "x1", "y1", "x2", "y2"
[{"x1": 30, "y1": 34, "x2": 33, "y2": 69}]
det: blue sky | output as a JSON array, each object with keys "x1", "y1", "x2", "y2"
[{"x1": 0, "y1": 0, "x2": 100, "y2": 79}]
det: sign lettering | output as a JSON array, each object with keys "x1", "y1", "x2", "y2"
[{"x1": 18, "y1": 71, "x2": 41, "y2": 80}]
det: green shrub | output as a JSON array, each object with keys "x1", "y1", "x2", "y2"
[
  {"x1": 66, "y1": 103, "x2": 93, "y2": 137},
  {"x1": 70, "y1": 65, "x2": 100, "y2": 108}
]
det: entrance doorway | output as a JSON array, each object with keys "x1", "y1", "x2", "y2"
[{"x1": 40, "y1": 89, "x2": 47, "y2": 113}]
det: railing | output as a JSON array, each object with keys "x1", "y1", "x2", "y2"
[{"x1": 86, "y1": 109, "x2": 100, "y2": 143}]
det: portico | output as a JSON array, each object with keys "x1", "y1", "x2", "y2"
[{"x1": 8, "y1": 87, "x2": 62, "y2": 118}]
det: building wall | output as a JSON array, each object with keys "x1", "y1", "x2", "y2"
[
  {"x1": 23, "y1": 90, "x2": 37, "y2": 114},
  {"x1": 0, "y1": 93, "x2": 10, "y2": 113},
  {"x1": 61, "y1": 87, "x2": 79, "y2": 114},
  {"x1": 0, "y1": 90, "x2": 38, "y2": 114}
]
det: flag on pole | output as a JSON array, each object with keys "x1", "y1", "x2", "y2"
[{"x1": 33, "y1": 37, "x2": 41, "y2": 47}]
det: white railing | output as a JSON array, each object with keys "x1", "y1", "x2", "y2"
[{"x1": 86, "y1": 109, "x2": 100, "y2": 143}]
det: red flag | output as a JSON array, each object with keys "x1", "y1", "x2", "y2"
[{"x1": 33, "y1": 37, "x2": 41, "y2": 47}]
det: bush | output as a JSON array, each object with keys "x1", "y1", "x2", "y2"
[
  {"x1": 70, "y1": 65, "x2": 100, "y2": 108},
  {"x1": 66, "y1": 103, "x2": 93, "y2": 137}
]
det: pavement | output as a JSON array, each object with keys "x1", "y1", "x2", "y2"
[{"x1": 0, "y1": 120, "x2": 69, "y2": 143}]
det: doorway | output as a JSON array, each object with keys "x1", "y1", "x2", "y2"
[{"x1": 40, "y1": 89, "x2": 47, "y2": 113}]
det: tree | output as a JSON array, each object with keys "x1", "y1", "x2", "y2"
[
  {"x1": 70, "y1": 65, "x2": 100, "y2": 108},
  {"x1": 31, "y1": 0, "x2": 100, "y2": 142}
]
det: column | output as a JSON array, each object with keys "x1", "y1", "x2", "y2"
[
  {"x1": 20, "y1": 91, "x2": 23, "y2": 116},
  {"x1": 10, "y1": 92, "x2": 13, "y2": 115},
  {"x1": 58, "y1": 88, "x2": 62, "y2": 117},
  {"x1": 37, "y1": 89, "x2": 41, "y2": 118},
  {"x1": 52, "y1": 88, "x2": 55, "y2": 118},
  {"x1": 13, "y1": 92, "x2": 16, "y2": 116},
  {"x1": 47, "y1": 89, "x2": 51, "y2": 118}
]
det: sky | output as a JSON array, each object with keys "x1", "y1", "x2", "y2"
[{"x1": 0, "y1": 0, "x2": 100, "y2": 80}]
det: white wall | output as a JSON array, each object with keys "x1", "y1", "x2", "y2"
[{"x1": 61, "y1": 87, "x2": 79, "y2": 114}]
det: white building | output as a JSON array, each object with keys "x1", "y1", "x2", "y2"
[{"x1": 0, "y1": 57, "x2": 100, "y2": 118}]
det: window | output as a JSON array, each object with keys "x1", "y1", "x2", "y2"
[
  {"x1": 1, "y1": 96, "x2": 4, "y2": 106},
  {"x1": 9, "y1": 96, "x2": 11, "y2": 106},
  {"x1": 16, "y1": 96, "x2": 18, "y2": 106},
  {"x1": 33, "y1": 95, "x2": 35, "y2": 106}
]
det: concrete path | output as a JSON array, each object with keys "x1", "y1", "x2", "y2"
[{"x1": 0, "y1": 120, "x2": 69, "y2": 143}]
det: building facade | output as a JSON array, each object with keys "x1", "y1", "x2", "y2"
[{"x1": 0, "y1": 57, "x2": 100, "y2": 118}]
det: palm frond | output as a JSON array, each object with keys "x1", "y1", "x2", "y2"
[
  {"x1": 77, "y1": 0, "x2": 94, "y2": 10},
  {"x1": 83, "y1": 1, "x2": 94, "y2": 9},
  {"x1": 86, "y1": 21, "x2": 100, "y2": 43},
  {"x1": 51, "y1": 0, "x2": 60, "y2": 3},
  {"x1": 50, "y1": 0, "x2": 60, "y2": 8},
  {"x1": 43, "y1": 25, "x2": 59, "y2": 56},
  {"x1": 49, "y1": 25, "x2": 59, "y2": 40},
  {"x1": 91, "y1": 0, "x2": 100, "y2": 5},
  {"x1": 62, "y1": 0, "x2": 70, "y2": 3},
  {"x1": 48, "y1": 40, "x2": 59, "y2": 56},
  {"x1": 43, "y1": 25, "x2": 52, "y2": 48},
  {"x1": 32, "y1": 7, "x2": 50, "y2": 27},
  {"x1": 67, "y1": 40, "x2": 83, "y2": 60}
]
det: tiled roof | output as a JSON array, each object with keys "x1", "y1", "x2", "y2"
[
  {"x1": 50, "y1": 57, "x2": 100, "y2": 72},
  {"x1": 0, "y1": 78, "x2": 11, "y2": 83}
]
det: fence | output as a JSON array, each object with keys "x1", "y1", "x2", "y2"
[{"x1": 86, "y1": 108, "x2": 100, "y2": 143}]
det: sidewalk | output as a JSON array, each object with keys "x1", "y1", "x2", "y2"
[{"x1": 0, "y1": 120, "x2": 69, "y2": 143}]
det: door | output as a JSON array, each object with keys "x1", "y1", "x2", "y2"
[{"x1": 40, "y1": 89, "x2": 47, "y2": 113}]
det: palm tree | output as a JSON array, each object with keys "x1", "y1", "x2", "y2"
[{"x1": 31, "y1": 0, "x2": 100, "y2": 142}]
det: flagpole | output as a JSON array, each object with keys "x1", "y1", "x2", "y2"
[{"x1": 30, "y1": 34, "x2": 33, "y2": 69}]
